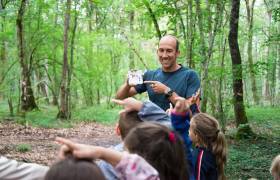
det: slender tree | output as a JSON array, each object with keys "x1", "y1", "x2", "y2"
[
  {"x1": 16, "y1": 0, "x2": 38, "y2": 111},
  {"x1": 142, "y1": 0, "x2": 161, "y2": 40},
  {"x1": 129, "y1": 9, "x2": 135, "y2": 69},
  {"x1": 0, "y1": 0, "x2": 7, "y2": 99},
  {"x1": 186, "y1": 0, "x2": 195, "y2": 68},
  {"x1": 68, "y1": 0, "x2": 78, "y2": 117},
  {"x1": 263, "y1": 0, "x2": 278, "y2": 105},
  {"x1": 195, "y1": 0, "x2": 224, "y2": 112},
  {"x1": 57, "y1": 0, "x2": 71, "y2": 119},
  {"x1": 245, "y1": 0, "x2": 259, "y2": 104},
  {"x1": 228, "y1": 0, "x2": 248, "y2": 126}
]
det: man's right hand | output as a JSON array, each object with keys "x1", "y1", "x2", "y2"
[{"x1": 115, "y1": 79, "x2": 138, "y2": 99}]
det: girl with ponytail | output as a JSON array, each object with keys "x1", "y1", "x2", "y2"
[{"x1": 171, "y1": 98, "x2": 227, "y2": 180}]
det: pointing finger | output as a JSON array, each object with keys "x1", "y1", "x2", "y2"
[
  {"x1": 118, "y1": 109, "x2": 126, "y2": 115},
  {"x1": 112, "y1": 99, "x2": 124, "y2": 105},
  {"x1": 143, "y1": 81, "x2": 157, "y2": 84},
  {"x1": 56, "y1": 137, "x2": 77, "y2": 150}
]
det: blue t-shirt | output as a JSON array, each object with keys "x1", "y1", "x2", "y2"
[{"x1": 135, "y1": 65, "x2": 200, "y2": 111}]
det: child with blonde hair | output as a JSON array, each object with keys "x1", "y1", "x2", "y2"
[
  {"x1": 171, "y1": 98, "x2": 227, "y2": 180},
  {"x1": 270, "y1": 154, "x2": 280, "y2": 180}
]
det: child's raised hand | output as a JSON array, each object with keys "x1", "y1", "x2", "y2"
[
  {"x1": 112, "y1": 97, "x2": 143, "y2": 113},
  {"x1": 56, "y1": 137, "x2": 104, "y2": 160},
  {"x1": 165, "y1": 103, "x2": 173, "y2": 116},
  {"x1": 186, "y1": 88, "x2": 200, "y2": 104},
  {"x1": 174, "y1": 97, "x2": 191, "y2": 113}
]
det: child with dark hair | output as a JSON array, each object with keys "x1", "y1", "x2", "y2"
[
  {"x1": 56, "y1": 137, "x2": 159, "y2": 180},
  {"x1": 171, "y1": 98, "x2": 227, "y2": 180},
  {"x1": 98, "y1": 97, "x2": 172, "y2": 180},
  {"x1": 117, "y1": 110, "x2": 142, "y2": 139},
  {"x1": 97, "y1": 110, "x2": 142, "y2": 180},
  {"x1": 124, "y1": 122, "x2": 189, "y2": 180},
  {"x1": 45, "y1": 155, "x2": 105, "y2": 180}
]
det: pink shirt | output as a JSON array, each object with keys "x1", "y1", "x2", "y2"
[{"x1": 115, "y1": 153, "x2": 160, "y2": 180}]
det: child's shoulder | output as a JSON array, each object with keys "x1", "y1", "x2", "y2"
[{"x1": 193, "y1": 147, "x2": 216, "y2": 167}]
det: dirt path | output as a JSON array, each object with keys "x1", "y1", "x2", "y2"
[{"x1": 0, "y1": 121, "x2": 121, "y2": 166}]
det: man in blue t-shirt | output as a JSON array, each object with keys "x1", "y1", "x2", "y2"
[{"x1": 116, "y1": 35, "x2": 200, "y2": 111}]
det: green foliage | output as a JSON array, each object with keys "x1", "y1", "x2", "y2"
[
  {"x1": 0, "y1": 101, "x2": 10, "y2": 118},
  {"x1": 0, "y1": 102, "x2": 120, "y2": 127},
  {"x1": 246, "y1": 107, "x2": 280, "y2": 136},
  {"x1": 16, "y1": 143, "x2": 32, "y2": 153},
  {"x1": 15, "y1": 106, "x2": 72, "y2": 128},
  {"x1": 227, "y1": 137, "x2": 279, "y2": 179},
  {"x1": 226, "y1": 106, "x2": 280, "y2": 179},
  {"x1": 272, "y1": 6, "x2": 280, "y2": 22},
  {"x1": 72, "y1": 104, "x2": 120, "y2": 124}
]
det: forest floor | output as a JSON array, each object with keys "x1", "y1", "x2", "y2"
[{"x1": 0, "y1": 121, "x2": 121, "y2": 166}]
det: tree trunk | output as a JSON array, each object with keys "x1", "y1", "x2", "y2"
[
  {"x1": 276, "y1": 24, "x2": 280, "y2": 105},
  {"x1": 195, "y1": 0, "x2": 208, "y2": 112},
  {"x1": 85, "y1": 1, "x2": 94, "y2": 106},
  {"x1": 142, "y1": 0, "x2": 161, "y2": 40},
  {"x1": 187, "y1": 0, "x2": 195, "y2": 68},
  {"x1": 16, "y1": 0, "x2": 38, "y2": 111},
  {"x1": 263, "y1": 0, "x2": 274, "y2": 104},
  {"x1": 67, "y1": 1, "x2": 78, "y2": 117},
  {"x1": 0, "y1": 1, "x2": 7, "y2": 100},
  {"x1": 171, "y1": 1, "x2": 187, "y2": 54},
  {"x1": 228, "y1": 0, "x2": 248, "y2": 127},
  {"x1": 57, "y1": 0, "x2": 71, "y2": 119},
  {"x1": 8, "y1": 98, "x2": 13, "y2": 116},
  {"x1": 36, "y1": 69, "x2": 49, "y2": 104},
  {"x1": 97, "y1": 88, "x2": 100, "y2": 105},
  {"x1": 245, "y1": 0, "x2": 259, "y2": 105},
  {"x1": 196, "y1": 0, "x2": 223, "y2": 112},
  {"x1": 129, "y1": 10, "x2": 135, "y2": 69},
  {"x1": 263, "y1": 0, "x2": 277, "y2": 106},
  {"x1": 217, "y1": 38, "x2": 227, "y2": 131}
]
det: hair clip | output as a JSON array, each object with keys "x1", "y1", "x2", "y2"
[{"x1": 168, "y1": 132, "x2": 176, "y2": 143}]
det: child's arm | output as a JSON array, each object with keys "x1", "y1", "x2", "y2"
[
  {"x1": 171, "y1": 98, "x2": 194, "y2": 179},
  {"x1": 0, "y1": 156, "x2": 49, "y2": 180},
  {"x1": 171, "y1": 97, "x2": 192, "y2": 137},
  {"x1": 112, "y1": 98, "x2": 171, "y2": 128},
  {"x1": 56, "y1": 137, "x2": 160, "y2": 180},
  {"x1": 56, "y1": 137, "x2": 122, "y2": 166}
]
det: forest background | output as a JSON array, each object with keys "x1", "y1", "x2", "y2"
[{"x1": 0, "y1": 0, "x2": 279, "y2": 179}]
